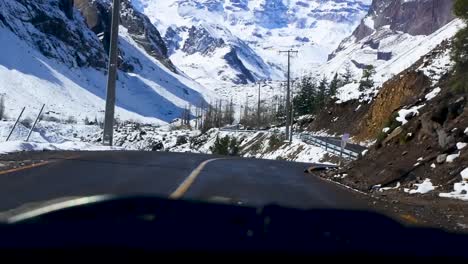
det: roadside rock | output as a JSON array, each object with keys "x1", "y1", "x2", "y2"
[
  {"x1": 176, "y1": 135, "x2": 188, "y2": 146},
  {"x1": 437, "y1": 128, "x2": 455, "y2": 149},
  {"x1": 437, "y1": 154, "x2": 448, "y2": 164},
  {"x1": 151, "y1": 142, "x2": 164, "y2": 151},
  {"x1": 383, "y1": 126, "x2": 403, "y2": 145}
]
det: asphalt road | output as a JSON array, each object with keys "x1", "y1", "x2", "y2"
[{"x1": 0, "y1": 151, "x2": 368, "y2": 213}]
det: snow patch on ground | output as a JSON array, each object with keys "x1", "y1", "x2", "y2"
[
  {"x1": 439, "y1": 168, "x2": 468, "y2": 201},
  {"x1": 446, "y1": 152, "x2": 460, "y2": 163},
  {"x1": 456, "y1": 142, "x2": 467, "y2": 150},
  {"x1": 396, "y1": 105, "x2": 425, "y2": 125},
  {"x1": 379, "y1": 182, "x2": 401, "y2": 192},
  {"x1": 425, "y1": 87, "x2": 441, "y2": 101},
  {"x1": 406, "y1": 179, "x2": 436, "y2": 194},
  {"x1": 440, "y1": 178, "x2": 468, "y2": 201}
]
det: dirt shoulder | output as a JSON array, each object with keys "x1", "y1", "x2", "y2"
[{"x1": 316, "y1": 169, "x2": 468, "y2": 234}]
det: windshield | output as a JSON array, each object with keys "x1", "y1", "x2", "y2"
[{"x1": 0, "y1": 0, "x2": 467, "y2": 239}]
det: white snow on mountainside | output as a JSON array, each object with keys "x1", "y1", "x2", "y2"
[
  {"x1": 132, "y1": 0, "x2": 371, "y2": 87},
  {"x1": 0, "y1": 0, "x2": 214, "y2": 124},
  {"x1": 319, "y1": 19, "x2": 464, "y2": 103}
]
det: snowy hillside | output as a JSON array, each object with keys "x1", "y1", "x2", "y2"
[
  {"x1": 316, "y1": 0, "x2": 463, "y2": 103},
  {"x1": 132, "y1": 0, "x2": 371, "y2": 87},
  {"x1": 0, "y1": 0, "x2": 214, "y2": 124}
]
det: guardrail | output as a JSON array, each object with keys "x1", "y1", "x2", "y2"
[
  {"x1": 219, "y1": 127, "x2": 363, "y2": 160},
  {"x1": 220, "y1": 127, "x2": 283, "y2": 134},
  {"x1": 300, "y1": 133, "x2": 361, "y2": 160}
]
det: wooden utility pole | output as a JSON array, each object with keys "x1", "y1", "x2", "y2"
[
  {"x1": 289, "y1": 80, "x2": 295, "y2": 142},
  {"x1": 244, "y1": 93, "x2": 249, "y2": 125},
  {"x1": 279, "y1": 49, "x2": 298, "y2": 143},
  {"x1": 257, "y1": 82, "x2": 261, "y2": 126},
  {"x1": 103, "y1": 0, "x2": 121, "y2": 146}
]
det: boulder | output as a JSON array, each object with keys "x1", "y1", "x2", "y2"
[
  {"x1": 383, "y1": 126, "x2": 403, "y2": 145},
  {"x1": 151, "y1": 142, "x2": 164, "y2": 151},
  {"x1": 437, "y1": 128, "x2": 455, "y2": 149},
  {"x1": 436, "y1": 154, "x2": 448, "y2": 164}
]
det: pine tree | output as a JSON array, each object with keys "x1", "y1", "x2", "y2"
[
  {"x1": 451, "y1": 0, "x2": 468, "y2": 92},
  {"x1": 342, "y1": 63, "x2": 354, "y2": 85},
  {"x1": 293, "y1": 76, "x2": 316, "y2": 116},
  {"x1": 229, "y1": 137, "x2": 239, "y2": 156},
  {"x1": 454, "y1": 0, "x2": 468, "y2": 21},
  {"x1": 328, "y1": 73, "x2": 341, "y2": 97},
  {"x1": 317, "y1": 76, "x2": 329, "y2": 108},
  {"x1": 359, "y1": 65, "x2": 375, "y2": 92},
  {"x1": 210, "y1": 135, "x2": 230, "y2": 155}
]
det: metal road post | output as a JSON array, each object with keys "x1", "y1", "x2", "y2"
[
  {"x1": 6, "y1": 107, "x2": 25, "y2": 142},
  {"x1": 26, "y1": 104, "x2": 45, "y2": 142}
]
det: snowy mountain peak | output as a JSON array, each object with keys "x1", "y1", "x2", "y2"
[{"x1": 132, "y1": 0, "x2": 371, "y2": 86}]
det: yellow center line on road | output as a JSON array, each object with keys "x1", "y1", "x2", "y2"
[
  {"x1": 169, "y1": 158, "x2": 225, "y2": 199},
  {"x1": 0, "y1": 161, "x2": 52, "y2": 175},
  {"x1": 0, "y1": 154, "x2": 82, "y2": 176}
]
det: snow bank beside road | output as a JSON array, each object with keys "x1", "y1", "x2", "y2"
[
  {"x1": 0, "y1": 141, "x2": 118, "y2": 154},
  {"x1": 188, "y1": 128, "x2": 334, "y2": 164}
]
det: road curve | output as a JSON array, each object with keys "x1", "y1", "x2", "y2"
[{"x1": 0, "y1": 151, "x2": 368, "y2": 212}]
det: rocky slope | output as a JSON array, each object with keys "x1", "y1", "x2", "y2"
[
  {"x1": 318, "y1": 0, "x2": 461, "y2": 102},
  {"x1": 74, "y1": 0, "x2": 176, "y2": 72},
  {"x1": 0, "y1": 0, "x2": 212, "y2": 124},
  {"x1": 305, "y1": 1, "x2": 468, "y2": 231}
]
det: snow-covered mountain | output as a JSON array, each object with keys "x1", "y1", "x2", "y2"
[
  {"x1": 0, "y1": 0, "x2": 213, "y2": 124},
  {"x1": 317, "y1": 0, "x2": 462, "y2": 102},
  {"x1": 132, "y1": 0, "x2": 371, "y2": 87}
]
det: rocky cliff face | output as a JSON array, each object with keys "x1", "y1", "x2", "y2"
[
  {"x1": 182, "y1": 26, "x2": 225, "y2": 55},
  {"x1": 353, "y1": 0, "x2": 455, "y2": 41},
  {"x1": 355, "y1": 71, "x2": 431, "y2": 141},
  {"x1": 0, "y1": 0, "x2": 107, "y2": 69},
  {"x1": 74, "y1": 0, "x2": 176, "y2": 72},
  {"x1": 329, "y1": 0, "x2": 455, "y2": 61}
]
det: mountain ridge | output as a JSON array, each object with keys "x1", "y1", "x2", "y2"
[
  {"x1": 132, "y1": 0, "x2": 371, "y2": 86},
  {"x1": 0, "y1": 0, "x2": 212, "y2": 124}
]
